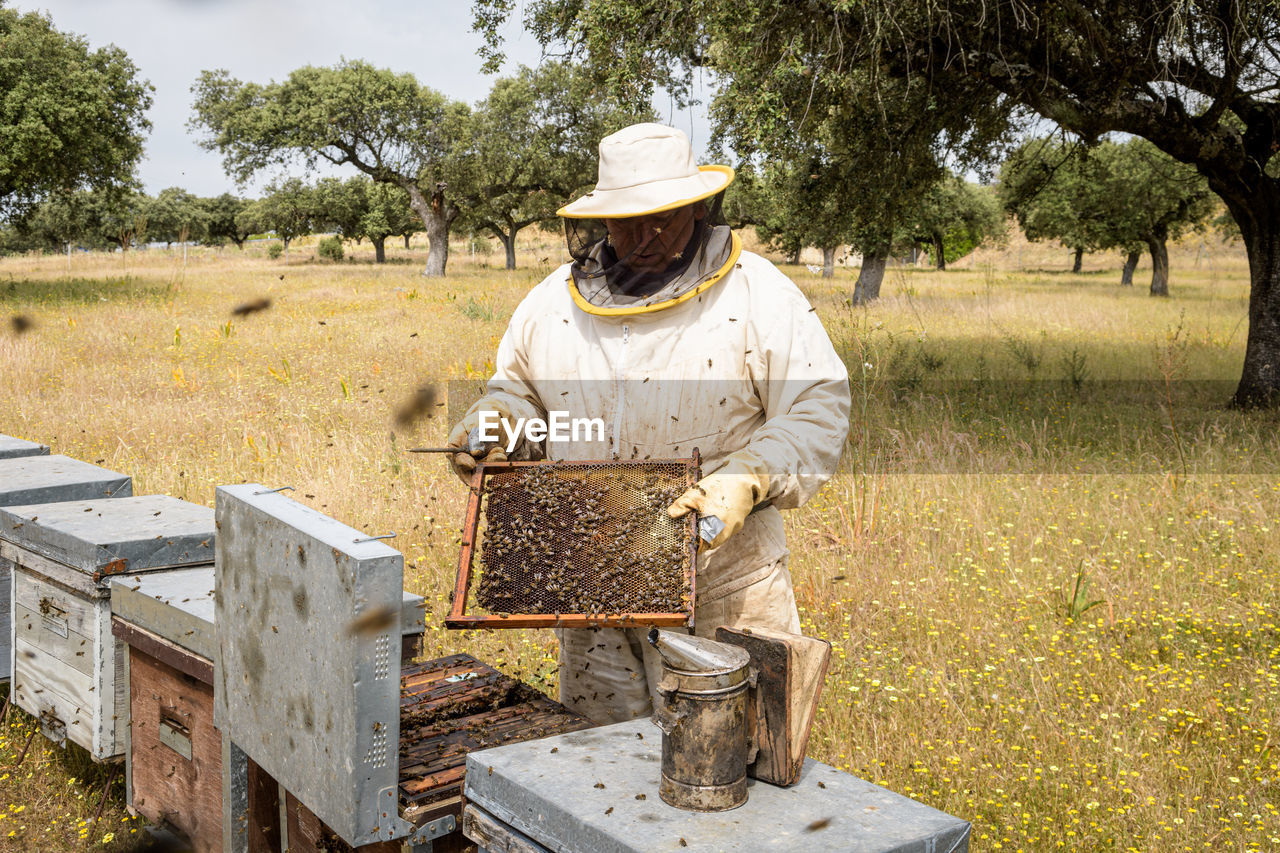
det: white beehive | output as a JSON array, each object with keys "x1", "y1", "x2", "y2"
[
  {"x1": 0, "y1": 495, "x2": 213, "y2": 760},
  {"x1": 0, "y1": 454, "x2": 132, "y2": 684}
]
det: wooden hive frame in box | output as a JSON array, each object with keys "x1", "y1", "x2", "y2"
[
  {"x1": 214, "y1": 484, "x2": 591, "y2": 853},
  {"x1": 447, "y1": 457, "x2": 700, "y2": 630}
]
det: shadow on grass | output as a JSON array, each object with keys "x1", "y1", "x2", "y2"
[
  {"x1": 0, "y1": 277, "x2": 168, "y2": 306},
  {"x1": 1022, "y1": 268, "x2": 1114, "y2": 276}
]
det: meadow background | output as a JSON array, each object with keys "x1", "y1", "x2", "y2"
[{"x1": 0, "y1": 229, "x2": 1276, "y2": 851}]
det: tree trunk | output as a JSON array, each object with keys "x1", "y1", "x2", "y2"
[
  {"x1": 403, "y1": 233, "x2": 411, "y2": 250},
  {"x1": 1147, "y1": 231, "x2": 1170, "y2": 296},
  {"x1": 787, "y1": 247, "x2": 801, "y2": 265},
  {"x1": 933, "y1": 234, "x2": 946, "y2": 270},
  {"x1": 1120, "y1": 250, "x2": 1140, "y2": 286},
  {"x1": 853, "y1": 250, "x2": 888, "y2": 304},
  {"x1": 501, "y1": 230, "x2": 518, "y2": 270},
  {"x1": 404, "y1": 181, "x2": 451, "y2": 277},
  {"x1": 822, "y1": 246, "x2": 835, "y2": 278},
  {"x1": 1223, "y1": 189, "x2": 1280, "y2": 407},
  {"x1": 1072, "y1": 247, "x2": 1083, "y2": 273},
  {"x1": 372, "y1": 235, "x2": 386, "y2": 264}
]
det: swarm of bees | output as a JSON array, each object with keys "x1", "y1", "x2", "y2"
[{"x1": 474, "y1": 463, "x2": 694, "y2": 616}]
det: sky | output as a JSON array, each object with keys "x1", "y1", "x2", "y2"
[{"x1": 14, "y1": 0, "x2": 714, "y2": 197}]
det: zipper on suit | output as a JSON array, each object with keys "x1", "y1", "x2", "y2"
[{"x1": 613, "y1": 323, "x2": 629, "y2": 454}]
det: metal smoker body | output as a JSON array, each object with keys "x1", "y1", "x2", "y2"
[{"x1": 649, "y1": 628, "x2": 753, "y2": 812}]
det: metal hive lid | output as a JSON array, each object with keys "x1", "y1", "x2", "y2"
[
  {"x1": 0, "y1": 454, "x2": 131, "y2": 506},
  {"x1": 0, "y1": 434, "x2": 50, "y2": 460},
  {"x1": 0, "y1": 495, "x2": 214, "y2": 582},
  {"x1": 213, "y1": 483, "x2": 411, "y2": 847},
  {"x1": 111, "y1": 566, "x2": 217, "y2": 659}
]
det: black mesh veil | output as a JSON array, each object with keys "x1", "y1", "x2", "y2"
[{"x1": 566, "y1": 191, "x2": 729, "y2": 306}]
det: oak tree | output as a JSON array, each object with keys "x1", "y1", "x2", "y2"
[
  {"x1": 475, "y1": 0, "x2": 1280, "y2": 405},
  {"x1": 190, "y1": 61, "x2": 467, "y2": 276},
  {"x1": 0, "y1": 5, "x2": 152, "y2": 217}
]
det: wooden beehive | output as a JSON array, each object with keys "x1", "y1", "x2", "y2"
[
  {"x1": 275, "y1": 654, "x2": 592, "y2": 853},
  {"x1": 213, "y1": 484, "x2": 592, "y2": 850},
  {"x1": 1, "y1": 495, "x2": 213, "y2": 760},
  {"x1": 109, "y1": 566, "x2": 429, "y2": 853},
  {"x1": 110, "y1": 567, "x2": 221, "y2": 852},
  {"x1": 0, "y1": 454, "x2": 131, "y2": 684}
]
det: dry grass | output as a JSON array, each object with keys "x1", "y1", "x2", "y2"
[{"x1": 0, "y1": 230, "x2": 1277, "y2": 851}]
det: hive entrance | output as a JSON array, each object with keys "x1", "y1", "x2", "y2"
[{"x1": 447, "y1": 459, "x2": 699, "y2": 629}]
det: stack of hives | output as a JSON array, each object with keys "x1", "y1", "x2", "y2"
[{"x1": 0, "y1": 439, "x2": 600, "y2": 853}]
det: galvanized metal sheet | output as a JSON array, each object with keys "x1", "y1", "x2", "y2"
[
  {"x1": 464, "y1": 721, "x2": 971, "y2": 853},
  {"x1": 0, "y1": 434, "x2": 50, "y2": 460},
  {"x1": 213, "y1": 484, "x2": 411, "y2": 848},
  {"x1": 110, "y1": 567, "x2": 217, "y2": 661},
  {"x1": 0, "y1": 455, "x2": 130, "y2": 506},
  {"x1": 111, "y1": 568, "x2": 417, "y2": 663},
  {"x1": 401, "y1": 591, "x2": 426, "y2": 636},
  {"x1": 0, "y1": 495, "x2": 213, "y2": 582}
]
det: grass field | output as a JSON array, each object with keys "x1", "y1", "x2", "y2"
[{"x1": 0, "y1": 228, "x2": 1277, "y2": 851}]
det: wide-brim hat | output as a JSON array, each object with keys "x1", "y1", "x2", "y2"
[{"x1": 558, "y1": 123, "x2": 735, "y2": 219}]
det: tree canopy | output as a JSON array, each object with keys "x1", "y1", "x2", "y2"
[
  {"x1": 190, "y1": 60, "x2": 468, "y2": 276},
  {"x1": 238, "y1": 178, "x2": 314, "y2": 253},
  {"x1": 0, "y1": 5, "x2": 152, "y2": 216},
  {"x1": 1000, "y1": 138, "x2": 1214, "y2": 293},
  {"x1": 474, "y1": 0, "x2": 1280, "y2": 405},
  {"x1": 909, "y1": 176, "x2": 1004, "y2": 270},
  {"x1": 451, "y1": 62, "x2": 651, "y2": 269},
  {"x1": 145, "y1": 186, "x2": 207, "y2": 247}
]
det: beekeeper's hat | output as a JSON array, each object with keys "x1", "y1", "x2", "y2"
[{"x1": 557, "y1": 123, "x2": 734, "y2": 219}]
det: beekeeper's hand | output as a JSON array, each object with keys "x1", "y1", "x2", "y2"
[
  {"x1": 447, "y1": 400, "x2": 516, "y2": 485},
  {"x1": 667, "y1": 452, "x2": 770, "y2": 550}
]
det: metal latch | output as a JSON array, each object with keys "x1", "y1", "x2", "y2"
[
  {"x1": 159, "y1": 711, "x2": 193, "y2": 760},
  {"x1": 408, "y1": 814, "x2": 457, "y2": 845}
]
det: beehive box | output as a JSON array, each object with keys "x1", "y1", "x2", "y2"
[
  {"x1": 1, "y1": 495, "x2": 214, "y2": 760},
  {"x1": 270, "y1": 654, "x2": 591, "y2": 853},
  {"x1": 110, "y1": 567, "x2": 429, "y2": 853},
  {"x1": 0, "y1": 433, "x2": 50, "y2": 460},
  {"x1": 110, "y1": 566, "x2": 220, "y2": 851},
  {"x1": 0, "y1": 454, "x2": 132, "y2": 683},
  {"x1": 110, "y1": 571, "x2": 428, "y2": 850},
  {"x1": 462, "y1": 721, "x2": 972, "y2": 852}
]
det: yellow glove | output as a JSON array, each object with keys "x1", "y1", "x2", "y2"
[
  {"x1": 446, "y1": 399, "x2": 516, "y2": 485},
  {"x1": 667, "y1": 452, "x2": 770, "y2": 550}
]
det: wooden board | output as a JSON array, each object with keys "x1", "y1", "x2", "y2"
[
  {"x1": 0, "y1": 557, "x2": 10, "y2": 682},
  {"x1": 11, "y1": 638, "x2": 95, "y2": 748},
  {"x1": 714, "y1": 626, "x2": 831, "y2": 787},
  {"x1": 463, "y1": 804, "x2": 549, "y2": 853},
  {"x1": 245, "y1": 758, "x2": 281, "y2": 853},
  {"x1": 11, "y1": 569, "x2": 125, "y2": 760},
  {"x1": 396, "y1": 654, "x2": 593, "y2": 812},
  {"x1": 127, "y1": 647, "x2": 223, "y2": 853}
]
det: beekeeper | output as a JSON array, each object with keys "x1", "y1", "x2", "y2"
[{"x1": 447, "y1": 123, "x2": 850, "y2": 725}]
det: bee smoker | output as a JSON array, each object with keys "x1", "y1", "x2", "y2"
[{"x1": 648, "y1": 628, "x2": 754, "y2": 812}]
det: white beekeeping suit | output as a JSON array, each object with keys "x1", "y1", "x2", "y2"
[{"x1": 449, "y1": 123, "x2": 851, "y2": 724}]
